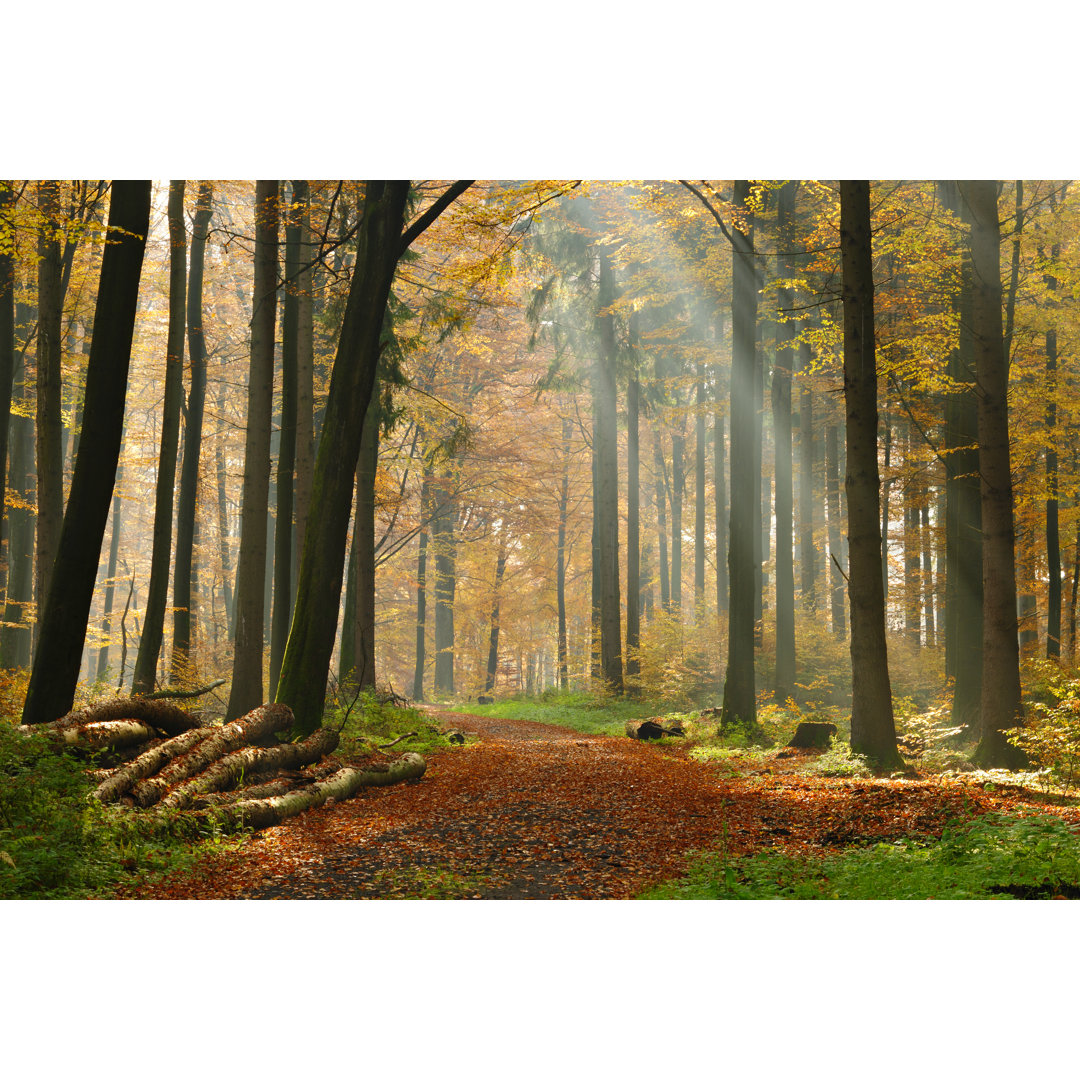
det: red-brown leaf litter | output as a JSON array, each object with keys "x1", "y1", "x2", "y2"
[{"x1": 119, "y1": 708, "x2": 1080, "y2": 899}]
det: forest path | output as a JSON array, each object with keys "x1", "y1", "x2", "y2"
[
  {"x1": 121, "y1": 707, "x2": 1046, "y2": 900},
  {"x1": 124, "y1": 707, "x2": 740, "y2": 899}
]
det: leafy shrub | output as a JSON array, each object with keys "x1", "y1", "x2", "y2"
[
  {"x1": 1007, "y1": 693, "x2": 1080, "y2": 792},
  {"x1": 805, "y1": 739, "x2": 873, "y2": 778},
  {"x1": 327, "y1": 689, "x2": 452, "y2": 758},
  {"x1": 641, "y1": 812, "x2": 1080, "y2": 899},
  {"x1": 627, "y1": 610, "x2": 723, "y2": 710}
]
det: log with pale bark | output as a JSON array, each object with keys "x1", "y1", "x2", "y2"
[
  {"x1": 196, "y1": 752, "x2": 428, "y2": 832},
  {"x1": 21, "y1": 697, "x2": 204, "y2": 737}
]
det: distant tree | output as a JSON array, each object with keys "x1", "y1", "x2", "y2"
[
  {"x1": 839, "y1": 180, "x2": 902, "y2": 769},
  {"x1": 132, "y1": 180, "x2": 186, "y2": 693},
  {"x1": 21, "y1": 180, "x2": 151, "y2": 725}
]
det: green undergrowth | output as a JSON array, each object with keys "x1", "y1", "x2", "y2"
[
  {"x1": 640, "y1": 811, "x2": 1080, "y2": 899},
  {"x1": 459, "y1": 689, "x2": 659, "y2": 737},
  {"x1": 0, "y1": 720, "x2": 235, "y2": 899},
  {"x1": 328, "y1": 690, "x2": 457, "y2": 759},
  {"x1": 369, "y1": 864, "x2": 497, "y2": 899}
]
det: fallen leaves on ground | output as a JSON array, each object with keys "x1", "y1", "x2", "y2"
[{"x1": 117, "y1": 708, "x2": 1080, "y2": 900}]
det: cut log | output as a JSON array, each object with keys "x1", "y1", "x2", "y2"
[
  {"x1": 477, "y1": 695, "x2": 494, "y2": 705},
  {"x1": 625, "y1": 717, "x2": 685, "y2": 740},
  {"x1": 93, "y1": 727, "x2": 216, "y2": 804},
  {"x1": 199, "y1": 752, "x2": 427, "y2": 832},
  {"x1": 130, "y1": 703, "x2": 294, "y2": 807},
  {"x1": 55, "y1": 720, "x2": 158, "y2": 753},
  {"x1": 787, "y1": 721, "x2": 838, "y2": 749},
  {"x1": 190, "y1": 761, "x2": 344, "y2": 809},
  {"x1": 22, "y1": 698, "x2": 203, "y2": 737},
  {"x1": 159, "y1": 726, "x2": 339, "y2": 810}
]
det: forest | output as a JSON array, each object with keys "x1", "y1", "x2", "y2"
[{"x1": 8, "y1": 178, "x2": 1080, "y2": 914}]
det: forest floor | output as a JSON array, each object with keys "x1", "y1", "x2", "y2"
[{"x1": 116, "y1": 707, "x2": 1080, "y2": 900}]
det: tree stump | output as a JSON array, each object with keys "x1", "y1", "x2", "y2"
[{"x1": 787, "y1": 721, "x2": 838, "y2": 749}]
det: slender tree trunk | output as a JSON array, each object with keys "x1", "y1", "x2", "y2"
[
  {"x1": 557, "y1": 416, "x2": 571, "y2": 690},
  {"x1": 275, "y1": 180, "x2": 415, "y2": 736},
  {"x1": 921, "y1": 496, "x2": 935, "y2": 648},
  {"x1": 694, "y1": 366, "x2": 706, "y2": 619},
  {"x1": 412, "y1": 467, "x2": 433, "y2": 701},
  {"x1": 132, "y1": 181, "x2": 186, "y2": 693},
  {"x1": 654, "y1": 429, "x2": 670, "y2": 611},
  {"x1": 1045, "y1": 231, "x2": 1061, "y2": 658},
  {"x1": 292, "y1": 180, "x2": 315, "y2": 605},
  {"x1": 721, "y1": 179, "x2": 758, "y2": 734},
  {"x1": 35, "y1": 181, "x2": 64, "y2": 646},
  {"x1": 351, "y1": 390, "x2": 378, "y2": 691},
  {"x1": 903, "y1": 424, "x2": 921, "y2": 646},
  {"x1": 269, "y1": 187, "x2": 300, "y2": 693},
  {"x1": 939, "y1": 180, "x2": 983, "y2": 728},
  {"x1": 825, "y1": 424, "x2": 846, "y2": 637},
  {"x1": 215, "y1": 386, "x2": 234, "y2": 638},
  {"x1": 962, "y1": 180, "x2": 1026, "y2": 769},
  {"x1": 484, "y1": 536, "x2": 508, "y2": 693},
  {"x1": 839, "y1": 180, "x2": 901, "y2": 768},
  {"x1": 172, "y1": 182, "x2": 213, "y2": 677},
  {"x1": 593, "y1": 248, "x2": 623, "y2": 691},
  {"x1": 432, "y1": 487, "x2": 457, "y2": 696},
  {"x1": 627, "y1": 354, "x2": 641, "y2": 679},
  {"x1": 713, "y1": 407, "x2": 727, "y2": 619},
  {"x1": 227, "y1": 180, "x2": 279, "y2": 720},
  {"x1": 22, "y1": 180, "x2": 151, "y2": 725},
  {"x1": 1, "y1": 333, "x2": 34, "y2": 670},
  {"x1": 798, "y1": 338, "x2": 817, "y2": 609},
  {"x1": 773, "y1": 180, "x2": 796, "y2": 701},
  {"x1": 0, "y1": 183, "x2": 15, "y2": 616},
  {"x1": 670, "y1": 424, "x2": 684, "y2": 619}
]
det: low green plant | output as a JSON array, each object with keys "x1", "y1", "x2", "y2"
[
  {"x1": 369, "y1": 864, "x2": 495, "y2": 899},
  {"x1": 805, "y1": 739, "x2": 872, "y2": 778},
  {"x1": 640, "y1": 811, "x2": 1080, "y2": 899},
  {"x1": 464, "y1": 689, "x2": 656, "y2": 736},
  {"x1": 0, "y1": 722, "x2": 212, "y2": 899},
  {"x1": 327, "y1": 689, "x2": 453, "y2": 758}
]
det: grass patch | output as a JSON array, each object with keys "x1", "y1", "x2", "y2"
[
  {"x1": 639, "y1": 811, "x2": 1080, "y2": 899},
  {"x1": 458, "y1": 689, "x2": 659, "y2": 737}
]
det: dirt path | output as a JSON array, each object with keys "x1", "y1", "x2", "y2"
[
  {"x1": 123, "y1": 708, "x2": 741, "y2": 899},
  {"x1": 121, "y1": 707, "x2": 1067, "y2": 900}
]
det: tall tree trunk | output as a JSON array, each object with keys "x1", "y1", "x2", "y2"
[
  {"x1": 721, "y1": 179, "x2": 758, "y2": 734},
  {"x1": 269, "y1": 186, "x2": 301, "y2": 693},
  {"x1": 798, "y1": 338, "x2": 817, "y2": 609},
  {"x1": 432, "y1": 486, "x2": 457, "y2": 696},
  {"x1": 215, "y1": 385, "x2": 234, "y2": 638},
  {"x1": 670, "y1": 424, "x2": 684, "y2": 619},
  {"x1": 275, "y1": 180, "x2": 416, "y2": 736},
  {"x1": 694, "y1": 366, "x2": 706, "y2": 619},
  {"x1": 132, "y1": 181, "x2": 186, "y2": 693},
  {"x1": 351, "y1": 391, "x2": 378, "y2": 691},
  {"x1": 825, "y1": 423, "x2": 846, "y2": 637},
  {"x1": 962, "y1": 180, "x2": 1026, "y2": 769},
  {"x1": 22, "y1": 181, "x2": 151, "y2": 725},
  {"x1": 97, "y1": 475, "x2": 123, "y2": 679},
  {"x1": 1, "y1": 328, "x2": 34, "y2": 670},
  {"x1": 839, "y1": 180, "x2": 900, "y2": 768},
  {"x1": 292, "y1": 180, "x2": 315, "y2": 606},
  {"x1": 939, "y1": 180, "x2": 983, "y2": 729},
  {"x1": 903, "y1": 424, "x2": 921, "y2": 646},
  {"x1": 654, "y1": 429, "x2": 670, "y2": 611},
  {"x1": 0, "y1": 183, "x2": 15, "y2": 617},
  {"x1": 227, "y1": 180, "x2": 279, "y2": 720},
  {"x1": 484, "y1": 535, "x2": 508, "y2": 693},
  {"x1": 172, "y1": 182, "x2": 213, "y2": 677},
  {"x1": 593, "y1": 248, "x2": 623, "y2": 691},
  {"x1": 713, "y1": 406, "x2": 727, "y2": 619},
  {"x1": 1045, "y1": 222, "x2": 1062, "y2": 658},
  {"x1": 773, "y1": 180, "x2": 796, "y2": 702},
  {"x1": 921, "y1": 496, "x2": 935, "y2": 648},
  {"x1": 556, "y1": 416, "x2": 571, "y2": 690},
  {"x1": 35, "y1": 180, "x2": 64, "y2": 648},
  {"x1": 627, "y1": 357, "x2": 641, "y2": 679},
  {"x1": 411, "y1": 466, "x2": 433, "y2": 701}
]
